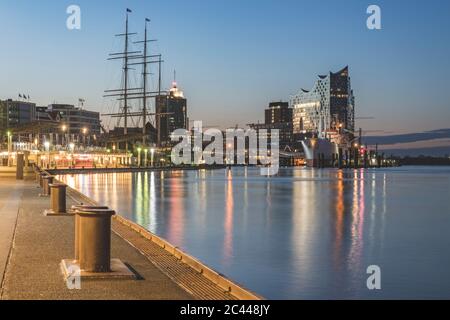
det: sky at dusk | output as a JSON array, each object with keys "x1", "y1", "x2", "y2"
[{"x1": 1, "y1": 0, "x2": 449, "y2": 140}]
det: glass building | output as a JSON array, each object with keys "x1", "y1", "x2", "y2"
[{"x1": 290, "y1": 66, "x2": 355, "y2": 138}]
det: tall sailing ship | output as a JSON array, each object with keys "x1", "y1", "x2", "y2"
[{"x1": 102, "y1": 9, "x2": 168, "y2": 152}]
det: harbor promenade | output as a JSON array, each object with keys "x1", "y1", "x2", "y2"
[{"x1": 0, "y1": 169, "x2": 256, "y2": 300}]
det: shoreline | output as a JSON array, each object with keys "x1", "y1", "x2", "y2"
[{"x1": 47, "y1": 165, "x2": 226, "y2": 175}]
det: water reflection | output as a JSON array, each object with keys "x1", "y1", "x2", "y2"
[
  {"x1": 223, "y1": 169, "x2": 234, "y2": 266},
  {"x1": 58, "y1": 166, "x2": 450, "y2": 299}
]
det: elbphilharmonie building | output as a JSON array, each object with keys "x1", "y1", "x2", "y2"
[{"x1": 290, "y1": 66, "x2": 355, "y2": 139}]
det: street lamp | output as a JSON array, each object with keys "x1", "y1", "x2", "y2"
[
  {"x1": 150, "y1": 148, "x2": 155, "y2": 167},
  {"x1": 7, "y1": 131, "x2": 12, "y2": 167},
  {"x1": 69, "y1": 142, "x2": 75, "y2": 168},
  {"x1": 82, "y1": 127, "x2": 88, "y2": 148},
  {"x1": 144, "y1": 149, "x2": 148, "y2": 167},
  {"x1": 137, "y1": 147, "x2": 142, "y2": 167},
  {"x1": 61, "y1": 124, "x2": 67, "y2": 147},
  {"x1": 44, "y1": 141, "x2": 51, "y2": 169}
]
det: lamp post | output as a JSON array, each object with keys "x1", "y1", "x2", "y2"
[
  {"x1": 137, "y1": 147, "x2": 142, "y2": 167},
  {"x1": 82, "y1": 127, "x2": 88, "y2": 149},
  {"x1": 144, "y1": 149, "x2": 148, "y2": 167},
  {"x1": 69, "y1": 143, "x2": 75, "y2": 168},
  {"x1": 150, "y1": 148, "x2": 155, "y2": 167},
  {"x1": 44, "y1": 141, "x2": 51, "y2": 169},
  {"x1": 7, "y1": 131, "x2": 12, "y2": 167},
  {"x1": 61, "y1": 124, "x2": 67, "y2": 148}
]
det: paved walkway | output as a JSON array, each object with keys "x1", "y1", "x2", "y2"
[
  {"x1": 0, "y1": 170, "x2": 250, "y2": 300},
  {"x1": 0, "y1": 175, "x2": 193, "y2": 300},
  {"x1": 0, "y1": 178, "x2": 23, "y2": 290}
]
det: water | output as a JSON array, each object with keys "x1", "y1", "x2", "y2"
[{"x1": 59, "y1": 166, "x2": 450, "y2": 299}]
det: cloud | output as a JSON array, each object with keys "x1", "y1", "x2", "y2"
[{"x1": 362, "y1": 129, "x2": 450, "y2": 146}]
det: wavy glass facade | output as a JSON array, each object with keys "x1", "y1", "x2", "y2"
[{"x1": 290, "y1": 66, "x2": 355, "y2": 138}]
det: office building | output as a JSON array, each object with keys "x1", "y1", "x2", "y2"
[
  {"x1": 156, "y1": 81, "x2": 188, "y2": 146},
  {"x1": 0, "y1": 99, "x2": 36, "y2": 132},
  {"x1": 47, "y1": 104, "x2": 101, "y2": 136},
  {"x1": 249, "y1": 101, "x2": 294, "y2": 150},
  {"x1": 265, "y1": 102, "x2": 292, "y2": 125}
]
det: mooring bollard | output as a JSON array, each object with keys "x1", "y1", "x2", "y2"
[
  {"x1": 71, "y1": 205, "x2": 109, "y2": 260},
  {"x1": 16, "y1": 153, "x2": 24, "y2": 180},
  {"x1": 35, "y1": 169, "x2": 41, "y2": 183},
  {"x1": 61, "y1": 205, "x2": 135, "y2": 279},
  {"x1": 43, "y1": 184, "x2": 68, "y2": 216},
  {"x1": 76, "y1": 208, "x2": 116, "y2": 272},
  {"x1": 39, "y1": 172, "x2": 47, "y2": 188},
  {"x1": 42, "y1": 175, "x2": 54, "y2": 196}
]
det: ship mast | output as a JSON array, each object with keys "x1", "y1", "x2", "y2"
[
  {"x1": 103, "y1": 9, "x2": 139, "y2": 151},
  {"x1": 103, "y1": 11, "x2": 171, "y2": 150},
  {"x1": 142, "y1": 19, "x2": 149, "y2": 145},
  {"x1": 124, "y1": 10, "x2": 129, "y2": 137},
  {"x1": 133, "y1": 18, "x2": 155, "y2": 145}
]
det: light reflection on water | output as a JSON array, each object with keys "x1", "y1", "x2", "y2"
[{"x1": 59, "y1": 166, "x2": 450, "y2": 299}]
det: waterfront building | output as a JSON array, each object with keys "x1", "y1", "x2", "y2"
[
  {"x1": 249, "y1": 101, "x2": 294, "y2": 151},
  {"x1": 265, "y1": 101, "x2": 292, "y2": 125},
  {"x1": 248, "y1": 122, "x2": 293, "y2": 149},
  {"x1": 290, "y1": 66, "x2": 355, "y2": 138},
  {"x1": 26, "y1": 104, "x2": 102, "y2": 147},
  {"x1": 47, "y1": 104, "x2": 101, "y2": 136},
  {"x1": 156, "y1": 81, "x2": 188, "y2": 146},
  {"x1": 0, "y1": 99, "x2": 36, "y2": 133}
]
